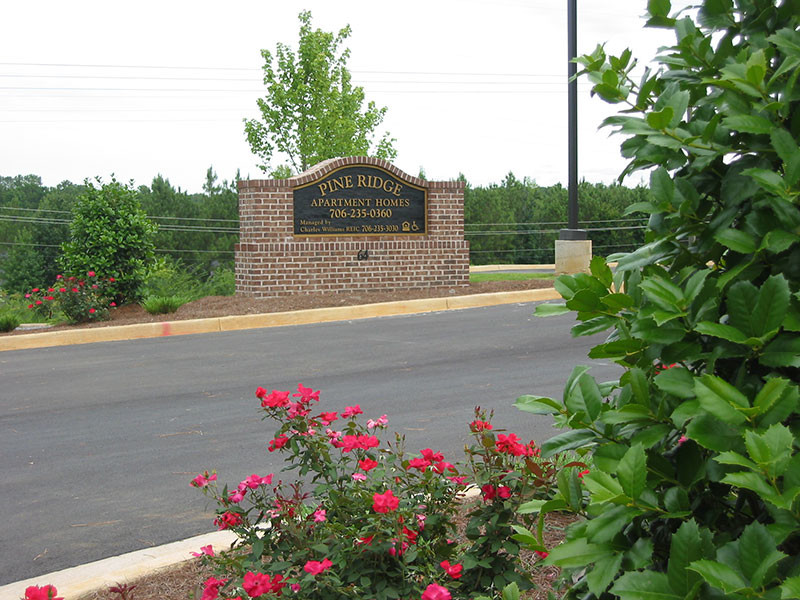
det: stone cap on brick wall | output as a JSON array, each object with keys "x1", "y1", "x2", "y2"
[{"x1": 238, "y1": 157, "x2": 465, "y2": 191}]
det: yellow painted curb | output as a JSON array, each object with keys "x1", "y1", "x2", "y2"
[
  {"x1": 470, "y1": 264, "x2": 555, "y2": 272},
  {"x1": 0, "y1": 288, "x2": 563, "y2": 353}
]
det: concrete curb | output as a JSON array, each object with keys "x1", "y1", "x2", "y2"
[
  {"x1": 0, "y1": 530, "x2": 238, "y2": 600},
  {"x1": 0, "y1": 288, "x2": 562, "y2": 353},
  {"x1": 1, "y1": 488, "x2": 485, "y2": 599}
]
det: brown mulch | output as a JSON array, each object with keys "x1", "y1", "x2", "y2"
[
  {"x1": 5, "y1": 279, "x2": 554, "y2": 336},
  {"x1": 77, "y1": 500, "x2": 577, "y2": 600}
]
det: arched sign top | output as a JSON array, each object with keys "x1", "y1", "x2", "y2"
[
  {"x1": 291, "y1": 156, "x2": 427, "y2": 189},
  {"x1": 292, "y1": 159, "x2": 427, "y2": 237}
]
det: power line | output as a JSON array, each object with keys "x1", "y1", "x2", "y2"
[
  {"x1": 0, "y1": 205, "x2": 239, "y2": 224},
  {"x1": 0, "y1": 61, "x2": 567, "y2": 78},
  {"x1": 0, "y1": 240, "x2": 235, "y2": 254}
]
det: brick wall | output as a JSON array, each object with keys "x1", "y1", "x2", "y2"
[{"x1": 235, "y1": 157, "x2": 469, "y2": 297}]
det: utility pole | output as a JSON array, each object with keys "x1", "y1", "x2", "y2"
[{"x1": 555, "y1": 0, "x2": 591, "y2": 273}]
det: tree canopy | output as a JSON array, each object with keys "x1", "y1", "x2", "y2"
[{"x1": 243, "y1": 10, "x2": 397, "y2": 176}]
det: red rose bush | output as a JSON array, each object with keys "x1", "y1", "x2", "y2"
[{"x1": 192, "y1": 385, "x2": 579, "y2": 600}]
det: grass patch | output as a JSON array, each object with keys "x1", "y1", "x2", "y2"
[
  {"x1": 141, "y1": 295, "x2": 189, "y2": 315},
  {"x1": 0, "y1": 312, "x2": 21, "y2": 332},
  {"x1": 470, "y1": 272, "x2": 556, "y2": 283}
]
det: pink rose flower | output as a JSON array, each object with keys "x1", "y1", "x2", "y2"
[
  {"x1": 421, "y1": 583, "x2": 451, "y2": 600},
  {"x1": 24, "y1": 585, "x2": 64, "y2": 600},
  {"x1": 372, "y1": 489, "x2": 400, "y2": 513},
  {"x1": 440, "y1": 560, "x2": 463, "y2": 579},
  {"x1": 268, "y1": 435, "x2": 289, "y2": 452},
  {"x1": 342, "y1": 405, "x2": 363, "y2": 418},
  {"x1": 303, "y1": 558, "x2": 332, "y2": 576},
  {"x1": 191, "y1": 471, "x2": 217, "y2": 487},
  {"x1": 359, "y1": 458, "x2": 378, "y2": 471},
  {"x1": 242, "y1": 572, "x2": 272, "y2": 597},
  {"x1": 191, "y1": 544, "x2": 215, "y2": 557}
]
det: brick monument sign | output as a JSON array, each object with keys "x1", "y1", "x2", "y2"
[{"x1": 235, "y1": 156, "x2": 469, "y2": 297}]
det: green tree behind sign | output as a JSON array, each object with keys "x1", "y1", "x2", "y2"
[{"x1": 244, "y1": 10, "x2": 397, "y2": 176}]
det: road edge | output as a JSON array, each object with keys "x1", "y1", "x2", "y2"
[{"x1": 0, "y1": 288, "x2": 562, "y2": 352}]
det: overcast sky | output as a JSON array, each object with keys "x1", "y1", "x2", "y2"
[{"x1": 1, "y1": 1, "x2": 689, "y2": 193}]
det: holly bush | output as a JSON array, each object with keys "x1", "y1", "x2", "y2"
[
  {"x1": 514, "y1": 1, "x2": 800, "y2": 598},
  {"x1": 60, "y1": 177, "x2": 157, "y2": 303}
]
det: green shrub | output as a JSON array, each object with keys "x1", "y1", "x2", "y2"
[
  {"x1": 142, "y1": 295, "x2": 188, "y2": 315},
  {"x1": 200, "y1": 266, "x2": 235, "y2": 296},
  {"x1": 0, "y1": 312, "x2": 20, "y2": 332},
  {"x1": 140, "y1": 259, "x2": 204, "y2": 300},
  {"x1": 514, "y1": 1, "x2": 800, "y2": 598},
  {"x1": 60, "y1": 177, "x2": 157, "y2": 303}
]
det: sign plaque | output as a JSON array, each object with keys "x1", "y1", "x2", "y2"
[{"x1": 293, "y1": 165, "x2": 427, "y2": 236}]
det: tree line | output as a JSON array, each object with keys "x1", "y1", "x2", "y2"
[
  {"x1": 464, "y1": 173, "x2": 648, "y2": 264},
  {"x1": 0, "y1": 168, "x2": 239, "y2": 293},
  {"x1": 0, "y1": 169, "x2": 649, "y2": 293}
]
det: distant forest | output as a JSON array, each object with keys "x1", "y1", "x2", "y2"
[{"x1": 0, "y1": 169, "x2": 649, "y2": 292}]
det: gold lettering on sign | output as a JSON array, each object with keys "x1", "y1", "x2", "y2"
[{"x1": 317, "y1": 175, "x2": 355, "y2": 197}]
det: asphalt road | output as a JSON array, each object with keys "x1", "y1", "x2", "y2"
[{"x1": 0, "y1": 302, "x2": 620, "y2": 585}]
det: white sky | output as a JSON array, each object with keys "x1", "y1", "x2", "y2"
[{"x1": 0, "y1": 1, "x2": 688, "y2": 193}]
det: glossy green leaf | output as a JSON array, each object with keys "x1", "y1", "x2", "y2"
[
  {"x1": 590, "y1": 255, "x2": 613, "y2": 288},
  {"x1": 760, "y1": 230, "x2": 799, "y2": 255},
  {"x1": 609, "y1": 571, "x2": 680, "y2": 600},
  {"x1": 582, "y1": 469, "x2": 626, "y2": 503},
  {"x1": 501, "y1": 582, "x2": 520, "y2": 600},
  {"x1": 761, "y1": 335, "x2": 800, "y2": 368},
  {"x1": 694, "y1": 321, "x2": 748, "y2": 344},
  {"x1": 715, "y1": 450, "x2": 758, "y2": 471},
  {"x1": 558, "y1": 466, "x2": 585, "y2": 512},
  {"x1": 686, "y1": 414, "x2": 743, "y2": 452},
  {"x1": 721, "y1": 471, "x2": 775, "y2": 498},
  {"x1": 566, "y1": 372, "x2": 603, "y2": 422},
  {"x1": 584, "y1": 505, "x2": 642, "y2": 543},
  {"x1": 618, "y1": 444, "x2": 647, "y2": 500},
  {"x1": 621, "y1": 367, "x2": 648, "y2": 406},
  {"x1": 742, "y1": 167, "x2": 786, "y2": 194},
  {"x1": 630, "y1": 318, "x2": 686, "y2": 344},
  {"x1": 572, "y1": 315, "x2": 617, "y2": 337},
  {"x1": 754, "y1": 378, "x2": 792, "y2": 416},
  {"x1": 647, "y1": 107, "x2": 675, "y2": 130},
  {"x1": 514, "y1": 394, "x2": 561, "y2": 415},
  {"x1": 687, "y1": 560, "x2": 748, "y2": 594},
  {"x1": 694, "y1": 375, "x2": 748, "y2": 425},
  {"x1": 654, "y1": 366, "x2": 695, "y2": 398},
  {"x1": 601, "y1": 292, "x2": 634, "y2": 312},
  {"x1": 739, "y1": 522, "x2": 787, "y2": 588},
  {"x1": 616, "y1": 239, "x2": 671, "y2": 271},
  {"x1": 745, "y1": 424, "x2": 794, "y2": 477},
  {"x1": 588, "y1": 339, "x2": 645, "y2": 360},
  {"x1": 586, "y1": 553, "x2": 624, "y2": 597},
  {"x1": 727, "y1": 280, "x2": 758, "y2": 335},
  {"x1": 647, "y1": 0, "x2": 671, "y2": 18},
  {"x1": 723, "y1": 114, "x2": 773, "y2": 134},
  {"x1": 553, "y1": 275, "x2": 581, "y2": 300},
  {"x1": 563, "y1": 365, "x2": 592, "y2": 405},
  {"x1": 752, "y1": 275, "x2": 791, "y2": 337},
  {"x1": 780, "y1": 576, "x2": 800, "y2": 599},
  {"x1": 544, "y1": 538, "x2": 614, "y2": 568},
  {"x1": 540, "y1": 429, "x2": 597, "y2": 458},
  {"x1": 668, "y1": 520, "x2": 714, "y2": 596},
  {"x1": 771, "y1": 127, "x2": 799, "y2": 163},
  {"x1": 640, "y1": 276, "x2": 685, "y2": 311},
  {"x1": 533, "y1": 303, "x2": 570, "y2": 317},
  {"x1": 714, "y1": 228, "x2": 758, "y2": 254}
]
